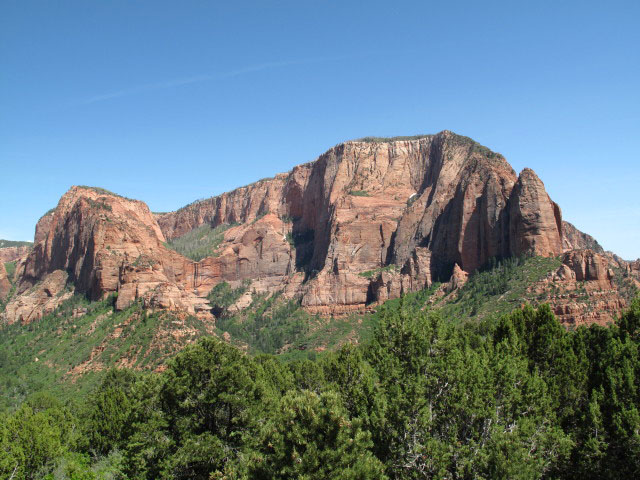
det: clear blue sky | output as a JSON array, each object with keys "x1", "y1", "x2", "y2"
[{"x1": 1, "y1": 1, "x2": 638, "y2": 259}]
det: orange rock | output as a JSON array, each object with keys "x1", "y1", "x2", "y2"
[
  {"x1": 6, "y1": 186, "x2": 211, "y2": 324},
  {"x1": 7, "y1": 131, "x2": 634, "y2": 327},
  {"x1": 448, "y1": 264, "x2": 469, "y2": 292},
  {"x1": 0, "y1": 262, "x2": 10, "y2": 301},
  {"x1": 562, "y1": 250, "x2": 613, "y2": 288},
  {"x1": 3, "y1": 270, "x2": 72, "y2": 324},
  {"x1": 34, "y1": 210, "x2": 55, "y2": 244},
  {"x1": 509, "y1": 169, "x2": 563, "y2": 258},
  {"x1": 529, "y1": 249, "x2": 638, "y2": 327},
  {"x1": 0, "y1": 245, "x2": 31, "y2": 264},
  {"x1": 562, "y1": 221, "x2": 603, "y2": 252}
]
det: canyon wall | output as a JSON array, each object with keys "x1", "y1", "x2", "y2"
[{"x1": 3, "y1": 130, "x2": 634, "y2": 325}]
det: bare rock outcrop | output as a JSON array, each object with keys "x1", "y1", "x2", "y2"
[
  {"x1": 3, "y1": 270, "x2": 73, "y2": 324},
  {"x1": 448, "y1": 264, "x2": 469, "y2": 292},
  {"x1": 34, "y1": 210, "x2": 55, "y2": 244},
  {"x1": 157, "y1": 174, "x2": 290, "y2": 240},
  {"x1": 7, "y1": 131, "x2": 630, "y2": 327},
  {"x1": 0, "y1": 245, "x2": 31, "y2": 264},
  {"x1": 4, "y1": 187, "x2": 212, "y2": 324},
  {"x1": 530, "y1": 250, "x2": 637, "y2": 326},
  {"x1": 509, "y1": 169, "x2": 563, "y2": 258},
  {"x1": 560, "y1": 250, "x2": 613, "y2": 287},
  {"x1": 562, "y1": 221, "x2": 603, "y2": 252},
  {"x1": 0, "y1": 262, "x2": 11, "y2": 301},
  {"x1": 156, "y1": 131, "x2": 567, "y2": 313}
]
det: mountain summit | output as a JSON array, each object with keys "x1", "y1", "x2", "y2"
[{"x1": 2, "y1": 131, "x2": 638, "y2": 327}]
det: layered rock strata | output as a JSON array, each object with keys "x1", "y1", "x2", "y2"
[
  {"x1": 531, "y1": 250, "x2": 638, "y2": 326},
  {"x1": 0, "y1": 245, "x2": 31, "y2": 264},
  {"x1": 34, "y1": 210, "x2": 55, "y2": 244},
  {"x1": 5, "y1": 187, "x2": 211, "y2": 324},
  {"x1": 3, "y1": 270, "x2": 73, "y2": 324},
  {"x1": 4, "y1": 130, "x2": 633, "y2": 326},
  {"x1": 158, "y1": 131, "x2": 566, "y2": 313}
]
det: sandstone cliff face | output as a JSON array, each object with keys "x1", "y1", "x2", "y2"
[
  {"x1": 34, "y1": 210, "x2": 55, "y2": 244},
  {"x1": 4, "y1": 187, "x2": 211, "y2": 324},
  {"x1": 529, "y1": 249, "x2": 634, "y2": 326},
  {"x1": 157, "y1": 131, "x2": 565, "y2": 312},
  {"x1": 5, "y1": 131, "x2": 626, "y2": 326},
  {"x1": 3, "y1": 270, "x2": 73, "y2": 324},
  {"x1": 509, "y1": 169, "x2": 563, "y2": 258},
  {"x1": 562, "y1": 221, "x2": 604, "y2": 252},
  {"x1": 157, "y1": 174, "x2": 290, "y2": 240},
  {"x1": 0, "y1": 262, "x2": 11, "y2": 301},
  {"x1": 0, "y1": 245, "x2": 31, "y2": 264}
]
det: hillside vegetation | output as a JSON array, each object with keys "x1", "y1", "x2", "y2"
[
  {"x1": 437, "y1": 255, "x2": 562, "y2": 320},
  {"x1": 0, "y1": 255, "x2": 567, "y2": 407},
  {"x1": 1, "y1": 256, "x2": 639, "y2": 478},
  {"x1": 1, "y1": 297, "x2": 638, "y2": 479},
  {"x1": 164, "y1": 223, "x2": 235, "y2": 261},
  {"x1": 0, "y1": 239, "x2": 33, "y2": 249},
  {"x1": 0, "y1": 295, "x2": 215, "y2": 409}
]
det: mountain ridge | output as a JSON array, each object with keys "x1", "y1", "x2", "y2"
[{"x1": 2, "y1": 131, "x2": 638, "y2": 328}]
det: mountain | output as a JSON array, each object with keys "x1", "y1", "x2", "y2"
[{"x1": 2, "y1": 131, "x2": 638, "y2": 330}]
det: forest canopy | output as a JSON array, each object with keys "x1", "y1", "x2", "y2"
[{"x1": 1, "y1": 298, "x2": 639, "y2": 479}]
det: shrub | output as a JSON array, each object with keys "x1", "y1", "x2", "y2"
[{"x1": 348, "y1": 190, "x2": 370, "y2": 197}]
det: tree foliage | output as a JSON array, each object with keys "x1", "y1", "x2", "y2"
[{"x1": 1, "y1": 298, "x2": 639, "y2": 479}]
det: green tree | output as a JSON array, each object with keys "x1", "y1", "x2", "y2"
[
  {"x1": 367, "y1": 301, "x2": 571, "y2": 479},
  {"x1": 1, "y1": 394, "x2": 74, "y2": 479},
  {"x1": 81, "y1": 368, "x2": 138, "y2": 456},
  {"x1": 320, "y1": 344, "x2": 387, "y2": 457},
  {"x1": 248, "y1": 390, "x2": 386, "y2": 480},
  {"x1": 157, "y1": 337, "x2": 276, "y2": 479}
]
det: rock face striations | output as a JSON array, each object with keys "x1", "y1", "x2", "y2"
[
  {"x1": 508, "y1": 168, "x2": 563, "y2": 258},
  {"x1": 157, "y1": 131, "x2": 566, "y2": 314},
  {"x1": 530, "y1": 249, "x2": 637, "y2": 326},
  {"x1": 2, "y1": 131, "x2": 635, "y2": 326},
  {"x1": 0, "y1": 245, "x2": 31, "y2": 264},
  {"x1": 5, "y1": 187, "x2": 210, "y2": 324}
]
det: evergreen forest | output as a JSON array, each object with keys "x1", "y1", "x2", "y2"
[{"x1": 1, "y1": 296, "x2": 639, "y2": 479}]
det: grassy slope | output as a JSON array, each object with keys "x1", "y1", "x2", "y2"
[
  {"x1": 0, "y1": 239, "x2": 33, "y2": 248},
  {"x1": 4, "y1": 261, "x2": 16, "y2": 280},
  {"x1": 0, "y1": 295, "x2": 214, "y2": 410},
  {"x1": 164, "y1": 223, "x2": 235, "y2": 261},
  {"x1": 436, "y1": 255, "x2": 562, "y2": 322},
  {"x1": 0, "y1": 256, "x2": 564, "y2": 408}
]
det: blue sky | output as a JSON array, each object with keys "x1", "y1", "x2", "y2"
[{"x1": 1, "y1": 0, "x2": 638, "y2": 259}]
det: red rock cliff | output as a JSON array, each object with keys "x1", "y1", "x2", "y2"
[
  {"x1": 562, "y1": 221, "x2": 604, "y2": 252},
  {"x1": 155, "y1": 131, "x2": 567, "y2": 312},
  {"x1": 5, "y1": 187, "x2": 210, "y2": 324},
  {"x1": 5, "y1": 131, "x2": 618, "y2": 324},
  {"x1": 0, "y1": 245, "x2": 31, "y2": 264},
  {"x1": 0, "y1": 262, "x2": 10, "y2": 301}
]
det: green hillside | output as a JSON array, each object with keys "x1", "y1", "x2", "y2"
[
  {"x1": 0, "y1": 239, "x2": 33, "y2": 249},
  {"x1": 0, "y1": 255, "x2": 568, "y2": 410},
  {"x1": 1, "y1": 293, "x2": 638, "y2": 479},
  {"x1": 164, "y1": 223, "x2": 236, "y2": 261},
  {"x1": 0, "y1": 295, "x2": 215, "y2": 410}
]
